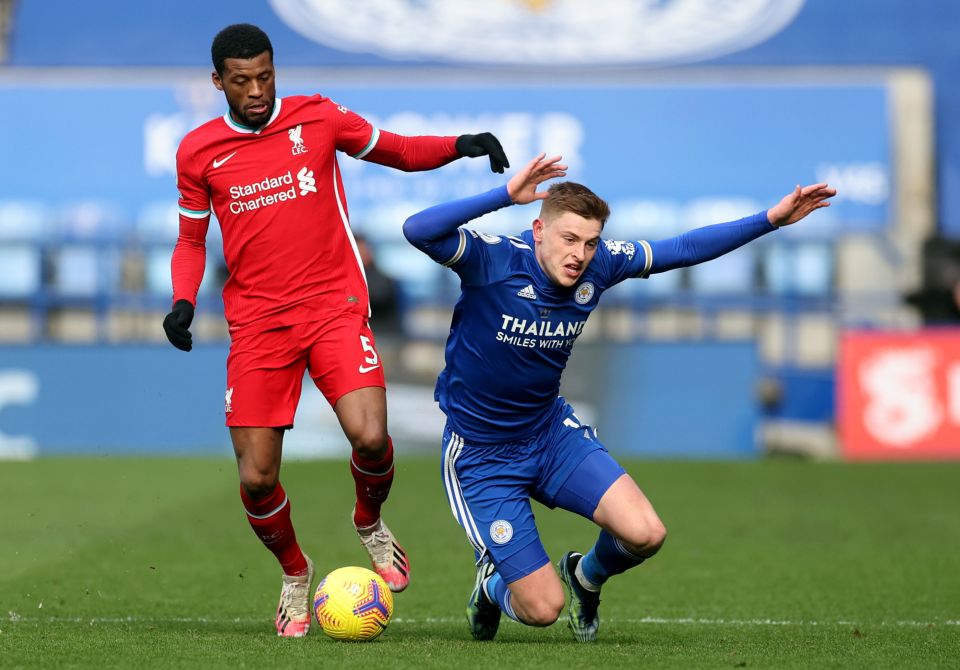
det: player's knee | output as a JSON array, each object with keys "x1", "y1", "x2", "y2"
[
  {"x1": 239, "y1": 468, "x2": 279, "y2": 498},
  {"x1": 621, "y1": 518, "x2": 667, "y2": 557},
  {"x1": 645, "y1": 519, "x2": 667, "y2": 554},
  {"x1": 351, "y1": 430, "x2": 389, "y2": 461},
  {"x1": 515, "y1": 591, "x2": 564, "y2": 627}
]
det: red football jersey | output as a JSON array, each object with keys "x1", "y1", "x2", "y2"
[{"x1": 173, "y1": 94, "x2": 458, "y2": 334}]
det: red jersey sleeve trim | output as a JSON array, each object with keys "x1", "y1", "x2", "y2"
[
  {"x1": 351, "y1": 127, "x2": 381, "y2": 159},
  {"x1": 179, "y1": 206, "x2": 211, "y2": 219}
]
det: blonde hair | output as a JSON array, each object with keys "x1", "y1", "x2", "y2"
[{"x1": 539, "y1": 182, "x2": 610, "y2": 228}]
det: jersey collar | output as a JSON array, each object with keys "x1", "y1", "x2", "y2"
[{"x1": 222, "y1": 97, "x2": 284, "y2": 135}]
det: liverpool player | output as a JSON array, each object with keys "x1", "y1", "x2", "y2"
[
  {"x1": 403, "y1": 155, "x2": 835, "y2": 641},
  {"x1": 162, "y1": 23, "x2": 509, "y2": 638}
]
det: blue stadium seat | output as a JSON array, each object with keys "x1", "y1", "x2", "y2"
[
  {"x1": 0, "y1": 245, "x2": 42, "y2": 297},
  {"x1": 762, "y1": 243, "x2": 834, "y2": 297},
  {"x1": 689, "y1": 248, "x2": 756, "y2": 295},
  {"x1": 0, "y1": 201, "x2": 49, "y2": 299},
  {"x1": 55, "y1": 200, "x2": 127, "y2": 241},
  {"x1": 683, "y1": 198, "x2": 762, "y2": 296},
  {"x1": 50, "y1": 245, "x2": 122, "y2": 297},
  {"x1": 144, "y1": 249, "x2": 222, "y2": 298},
  {"x1": 136, "y1": 201, "x2": 181, "y2": 243}
]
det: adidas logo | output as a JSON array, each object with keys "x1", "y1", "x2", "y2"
[{"x1": 517, "y1": 284, "x2": 538, "y2": 300}]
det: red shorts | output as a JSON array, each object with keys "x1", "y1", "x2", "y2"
[{"x1": 224, "y1": 313, "x2": 386, "y2": 427}]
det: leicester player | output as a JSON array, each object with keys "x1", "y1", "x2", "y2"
[
  {"x1": 403, "y1": 154, "x2": 835, "y2": 641},
  {"x1": 163, "y1": 23, "x2": 509, "y2": 637}
]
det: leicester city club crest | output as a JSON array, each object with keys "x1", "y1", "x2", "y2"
[
  {"x1": 490, "y1": 520, "x2": 513, "y2": 545},
  {"x1": 574, "y1": 282, "x2": 595, "y2": 305}
]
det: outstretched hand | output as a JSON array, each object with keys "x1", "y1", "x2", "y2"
[
  {"x1": 767, "y1": 183, "x2": 838, "y2": 227},
  {"x1": 507, "y1": 154, "x2": 567, "y2": 205},
  {"x1": 456, "y1": 132, "x2": 510, "y2": 173}
]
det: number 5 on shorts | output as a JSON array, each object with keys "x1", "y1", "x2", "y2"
[{"x1": 359, "y1": 335, "x2": 380, "y2": 373}]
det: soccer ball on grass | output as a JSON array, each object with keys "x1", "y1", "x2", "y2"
[{"x1": 313, "y1": 566, "x2": 394, "y2": 641}]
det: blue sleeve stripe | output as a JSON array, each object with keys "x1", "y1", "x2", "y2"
[
  {"x1": 442, "y1": 228, "x2": 468, "y2": 267},
  {"x1": 637, "y1": 239, "x2": 653, "y2": 278},
  {"x1": 352, "y1": 127, "x2": 380, "y2": 159}
]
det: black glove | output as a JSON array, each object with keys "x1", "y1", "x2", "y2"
[
  {"x1": 163, "y1": 299, "x2": 195, "y2": 351},
  {"x1": 455, "y1": 133, "x2": 510, "y2": 174}
]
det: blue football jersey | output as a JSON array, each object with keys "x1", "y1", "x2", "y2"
[
  {"x1": 406, "y1": 184, "x2": 775, "y2": 443},
  {"x1": 434, "y1": 226, "x2": 650, "y2": 443}
]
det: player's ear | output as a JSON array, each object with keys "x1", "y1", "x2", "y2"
[
  {"x1": 532, "y1": 218, "x2": 545, "y2": 242},
  {"x1": 212, "y1": 71, "x2": 224, "y2": 91}
]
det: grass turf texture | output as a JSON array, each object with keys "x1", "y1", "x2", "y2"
[{"x1": 1, "y1": 457, "x2": 958, "y2": 669}]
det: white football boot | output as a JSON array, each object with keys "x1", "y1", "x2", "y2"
[
  {"x1": 354, "y1": 513, "x2": 410, "y2": 592},
  {"x1": 275, "y1": 555, "x2": 314, "y2": 637}
]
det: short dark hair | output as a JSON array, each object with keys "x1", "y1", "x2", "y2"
[
  {"x1": 539, "y1": 182, "x2": 610, "y2": 227},
  {"x1": 211, "y1": 24, "x2": 274, "y2": 75}
]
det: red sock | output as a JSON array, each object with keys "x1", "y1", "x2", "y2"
[
  {"x1": 351, "y1": 437, "x2": 395, "y2": 528},
  {"x1": 240, "y1": 482, "x2": 308, "y2": 576}
]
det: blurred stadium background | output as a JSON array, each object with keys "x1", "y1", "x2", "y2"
[
  {"x1": 0, "y1": 0, "x2": 958, "y2": 464},
  {"x1": 3, "y1": 3, "x2": 960, "y2": 667}
]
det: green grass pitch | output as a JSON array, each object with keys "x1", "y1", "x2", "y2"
[{"x1": 1, "y1": 456, "x2": 958, "y2": 668}]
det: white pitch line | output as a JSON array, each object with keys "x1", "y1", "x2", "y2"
[
  {"x1": 6, "y1": 614, "x2": 959, "y2": 627},
  {"x1": 623, "y1": 617, "x2": 960, "y2": 627}
]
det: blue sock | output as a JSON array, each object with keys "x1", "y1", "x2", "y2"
[
  {"x1": 579, "y1": 530, "x2": 645, "y2": 587},
  {"x1": 483, "y1": 570, "x2": 519, "y2": 622}
]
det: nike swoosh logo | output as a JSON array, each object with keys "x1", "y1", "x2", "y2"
[
  {"x1": 358, "y1": 364, "x2": 381, "y2": 374},
  {"x1": 212, "y1": 152, "x2": 237, "y2": 168}
]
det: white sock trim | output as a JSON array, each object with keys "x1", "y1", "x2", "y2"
[
  {"x1": 575, "y1": 558, "x2": 601, "y2": 592},
  {"x1": 502, "y1": 590, "x2": 519, "y2": 621},
  {"x1": 481, "y1": 576, "x2": 493, "y2": 602},
  {"x1": 350, "y1": 455, "x2": 395, "y2": 477},
  {"x1": 243, "y1": 495, "x2": 288, "y2": 520}
]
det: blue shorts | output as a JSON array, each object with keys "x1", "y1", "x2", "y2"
[{"x1": 440, "y1": 397, "x2": 626, "y2": 584}]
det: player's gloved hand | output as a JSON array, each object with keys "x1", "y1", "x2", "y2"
[
  {"x1": 456, "y1": 133, "x2": 510, "y2": 174},
  {"x1": 163, "y1": 299, "x2": 195, "y2": 351}
]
